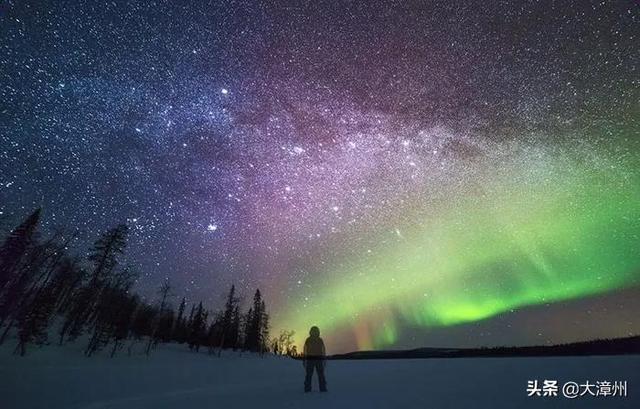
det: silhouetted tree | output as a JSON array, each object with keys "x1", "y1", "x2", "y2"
[
  {"x1": 231, "y1": 306, "x2": 240, "y2": 349},
  {"x1": 276, "y1": 330, "x2": 296, "y2": 356},
  {"x1": 0, "y1": 208, "x2": 41, "y2": 292},
  {"x1": 128, "y1": 303, "x2": 157, "y2": 355},
  {"x1": 188, "y1": 302, "x2": 206, "y2": 352},
  {"x1": 207, "y1": 312, "x2": 223, "y2": 354},
  {"x1": 173, "y1": 297, "x2": 187, "y2": 343},
  {"x1": 14, "y1": 283, "x2": 57, "y2": 355},
  {"x1": 259, "y1": 300, "x2": 270, "y2": 355},
  {"x1": 87, "y1": 224, "x2": 128, "y2": 287},
  {"x1": 109, "y1": 293, "x2": 138, "y2": 357},
  {"x1": 49, "y1": 257, "x2": 85, "y2": 314},
  {"x1": 157, "y1": 308, "x2": 175, "y2": 342},
  {"x1": 146, "y1": 279, "x2": 173, "y2": 355},
  {"x1": 242, "y1": 307, "x2": 253, "y2": 350},
  {"x1": 85, "y1": 269, "x2": 136, "y2": 357},
  {"x1": 243, "y1": 289, "x2": 269, "y2": 353},
  {"x1": 59, "y1": 225, "x2": 128, "y2": 344},
  {"x1": 1, "y1": 230, "x2": 71, "y2": 344},
  {"x1": 219, "y1": 285, "x2": 239, "y2": 350},
  {"x1": 186, "y1": 303, "x2": 195, "y2": 330}
]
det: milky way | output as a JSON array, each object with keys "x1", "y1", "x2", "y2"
[{"x1": 1, "y1": 1, "x2": 639, "y2": 352}]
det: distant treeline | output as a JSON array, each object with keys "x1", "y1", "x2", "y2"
[
  {"x1": 0, "y1": 208, "x2": 294, "y2": 357},
  {"x1": 330, "y1": 336, "x2": 640, "y2": 360}
]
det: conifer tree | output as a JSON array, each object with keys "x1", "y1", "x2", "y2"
[
  {"x1": 243, "y1": 307, "x2": 253, "y2": 350},
  {"x1": 109, "y1": 293, "x2": 138, "y2": 357},
  {"x1": 85, "y1": 269, "x2": 136, "y2": 357},
  {"x1": 188, "y1": 302, "x2": 206, "y2": 352},
  {"x1": 0, "y1": 208, "x2": 41, "y2": 292},
  {"x1": 231, "y1": 306, "x2": 240, "y2": 349},
  {"x1": 243, "y1": 289, "x2": 268, "y2": 352},
  {"x1": 14, "y1": 284, "x2": 57, "y2": 356},
  {"x1": 0, "y1": 231, "x2": 69, "y2": 344},
  {"x1": 259, "y1": 300, "x2": 270, "y2": 355},
  {"x1": 173, "y1": 297, "x2": 187, "y2": 343},
  {"x1": 146, "y1": 279, "x2": 173, "y2": 355},
  {"x1": 127, "y1": 303, "x2": 157, "y2": 354},
  {"x1": 87, "y1": 224, "x2": 128, "y2": 287},
  {"x1": 59, "y1": 225, "x2": 128, "y2": 344},
  {"x1": 220, "y1": 285, "x2": 239, "y2": 349}
]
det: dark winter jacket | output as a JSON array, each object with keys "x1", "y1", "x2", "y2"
[
  {"x1": 304, "y1": 336, "x2": 326, "y2": 358},
  {"x1": 303, "y1": 326, "x2": 326, "y2": 360}
]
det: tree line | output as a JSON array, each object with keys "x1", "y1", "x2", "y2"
[{"x1": 0, "y1": 208, "x2": 292, "y2": 357}]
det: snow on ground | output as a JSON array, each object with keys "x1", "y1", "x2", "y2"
[{"x1": 1, "y1": 342, "x2": 638, "y2": 409}]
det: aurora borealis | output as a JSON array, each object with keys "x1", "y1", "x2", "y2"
[
  {"x1": 1, "y1": 1, "x2": 639, "y2": 352},
  {"x1": 279, "y1": 135, "x2": 640, "y2": 349}
]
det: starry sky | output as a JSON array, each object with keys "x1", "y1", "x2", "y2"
[{"x1": 1, "y1": 0, "x2": 639, "y2": 353}]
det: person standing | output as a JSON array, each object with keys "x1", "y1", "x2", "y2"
[{"x1": 303, "y1": 326, "x2": 327, "y2": 392}]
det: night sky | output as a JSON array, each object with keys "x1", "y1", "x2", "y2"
[{"x1": 1, "y1": 0, "x2": 639, "y2": 352}]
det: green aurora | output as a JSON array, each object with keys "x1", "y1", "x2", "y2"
[{"x1": 277, "y1": 136, "x2": 640, "y2": 350}]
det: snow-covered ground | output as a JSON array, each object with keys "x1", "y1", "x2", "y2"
[{"x1": 1, "y1": 342, "x2": 638, "y2": 409}]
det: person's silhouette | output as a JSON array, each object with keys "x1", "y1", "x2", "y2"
[{"x1": 303, "y1": 326, "x2": 327, "y2": 392}]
